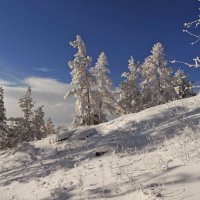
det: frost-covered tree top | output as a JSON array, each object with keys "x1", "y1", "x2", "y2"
[
  {"x1": 122, "y1": 56, "x2": 138, "y2": 81},
  {"x1": 69, "y1": 35, "x2": 87, "y2": 58},
  {"x1": 142, "y1": 42, "x2": 168, "y2": 77},
  {"x1": 94, "y1": 52, "x2": 109, "y2": 73},
  {"x1": 92, "y1": 52, "x2": 112, "y2": 89},
  {"x1": 68, "y1": 35, "x2": 92, "y2": 87},
  {"x1": 141, "y1": 42, "x2": 167, "y2": 83},
  {"x1": 150, "y1": 42, "x2": 167, "y2": 68}
]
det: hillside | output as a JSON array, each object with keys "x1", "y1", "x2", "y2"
[{"x1": 1, "y1": 95, "x2": 200, "y2": 200}]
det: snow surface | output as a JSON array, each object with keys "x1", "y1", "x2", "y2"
[{"x1": 1, "y1": 95, "x2": 200, "y2": 199}]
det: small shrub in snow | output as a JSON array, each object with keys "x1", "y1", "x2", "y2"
[
  {"x1": 161, "y1": 126, "x2": 200, "y2": 164},
  {"x1": 46, "y1": 117, "x2": 55, "y2": 135}
]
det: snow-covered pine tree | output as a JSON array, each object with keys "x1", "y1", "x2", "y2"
[
  {"x1": 140, "y1": 56, "x2": 160, "y2": 108},
  {"x1": 118, "y1": 56, "x2": 141, "y2": 114},
  {"x1": 0, "y1": 87, "x2": 9, "y2": 149},
  {"x1": 151, "y1": 43, "x2": 178, "y2": 103},
  {"x1": 46, "y1": 118, "x2": 55, "y2": 135},
  {"x1": 65, "y1": 35, "x2": 95, "y2": 127},
  {"x1": 18, "y1": 86, "x2": 35, "y2": 141},
  {"x1": 32, "y1": 106, "x2": 46, "y2": 140},
  {"x1": 8, "y1": 117, "x2": 24, "y2": 147},
  {"x1": 91, "y1": 52, "x2": 116, "y2": 123},
  {"x1": 140, "y1": 43, "x2": 177, "y2": 108},
  {"x1": 174, "y1": 69, "x2": 196, "y2": 98}
]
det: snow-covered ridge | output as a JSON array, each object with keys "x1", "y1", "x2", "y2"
[
  {"x1": 56, "y1": 94, "x2": 200, "y2": 149},
  {"x1": 1, "y1": 94, "x2": 200, "y2": 199}
]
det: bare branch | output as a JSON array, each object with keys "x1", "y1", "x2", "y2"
[
  {"x1": 170, "y1": 57, "x2": 200, "y2": 68},
  {"x1": 172, "y1": 2, "x2": 200, "y2": 68}
]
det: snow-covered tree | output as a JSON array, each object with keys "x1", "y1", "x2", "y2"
[
  {"x1": 151, "y1": 43, "x2": 178, "y2": 102},
  {"x1": 18, "y1": 86, "x2": 35, "y2": 141},
  {"x1": 8, "y1": 117, "x2": 24, "y2": 147},
  {"x1": 140, "y1": 43, "x2": 177, "y2": 108},
  {"x1": 8, "y1": 89, "x2": 48, "y2": 146},
  {"x1": 174, "y1": 69, "x2": 196, "y2": 98},
  {"x1": 65, "y1": 35, "x2": 96, "y2": 127},
  {"x1": 0, "y1": 87, "x2": 9, "y2": 149},
  {"x1": 32, "y1": 106, "x2": 46, "y2": 139},
  {"x1": 91, "y1": 52, "x2": 116, "y2": 123},
  {"x1": 118, "y1": 56, "x2": 141, "y2": 114},
  {"x1": 159, "y1": 66, "x2": 178, "y2": 102},
  {"x1": 140, "y1": 52, "x2": 161, "y2": 108},
  {"x1": 46, "y1": 118, "x2": 55, "y2": 135}
]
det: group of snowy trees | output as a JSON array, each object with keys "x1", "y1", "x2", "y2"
[
  {"x1": 0, "y1": 36, "x2": 196, "y2": 148},
  {"x1": 0, "y1": 87, "x2": 55, "y2": 149},
  {"x1": 65, "y1": 35, "x2": 116, "y2": 127},
  {"x1": 67, "y1": 35, "x2": 196, "y2": 127}
]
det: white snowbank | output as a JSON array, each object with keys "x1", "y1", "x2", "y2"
[{"x1": 1, "y1": 95, "x2": 200, "y2": 199}]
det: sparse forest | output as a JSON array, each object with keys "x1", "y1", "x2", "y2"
[
  {"x1": 0, "y1": 86, "x2": 55, "y2": 149},
  {"x1": 0, "y1": 36, "x2": 196, "y2": 149},
  {"x1": 66, "y1": 35, "x2": 196, "y2": 127}
]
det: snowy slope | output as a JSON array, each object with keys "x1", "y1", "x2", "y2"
[{"x1": 1, "y1": 95, "x2": 200, "y2": 199}]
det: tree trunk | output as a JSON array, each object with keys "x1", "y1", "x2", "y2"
[{"x1": 87, "y1": 88, "x2": 91, "y2": 125}]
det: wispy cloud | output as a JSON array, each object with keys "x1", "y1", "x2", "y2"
[
  {"x1": 0, "y1": 61, "x2": 24, "y2": 84},
  {"x1": 34, "y1": 67, "x2": 54, "y2": 72},
  {"x1": 2, "y1": 77, "x2": 74, "y2": 126},
  {"x1": 0, "y1": 79, "x2": 16, "y2": 86}
]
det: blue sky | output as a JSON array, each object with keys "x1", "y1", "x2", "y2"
[
  {"x1": 0, "y1": 0, "x2": 199, "y2": 86},
  {"x1": 0, "y1": 0, "x2": 200, "y2": 125}
]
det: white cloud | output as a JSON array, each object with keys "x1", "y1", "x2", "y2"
[
  {"x1": 3, "y1": 77, "x2": 75, "y2": 126},
  {"x1": 34, "y1": 67, "x2": 54, "y2": 72},
  {"x1": 0, "y1": 79, "x2": 16, "y2": 86}
]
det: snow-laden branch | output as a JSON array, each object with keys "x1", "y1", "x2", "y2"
[
  {"x1": 172, "y1": 2, "x2": 200, "y2": 68},
  {"x1": 184, "y1": 18, "x2": 200, "y2": 29},
  {"x1": 171, "y1": 56, "x2": 200, "y2": 68},
  {"x1": 183, "y1": 29, "x2": 200, "y2": 45}
]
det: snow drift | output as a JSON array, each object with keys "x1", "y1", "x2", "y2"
[{"x1": 1, "y1": 95, "x2": 200, "y2": 199}]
